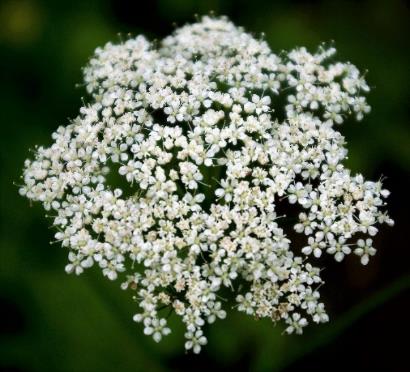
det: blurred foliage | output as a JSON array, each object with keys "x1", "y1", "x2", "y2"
[{"x1": 0, "y1": 0, "x2": 409, "y2": 371}]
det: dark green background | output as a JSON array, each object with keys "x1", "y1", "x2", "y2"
[{"x1": 1, "y1": 0, "x2": 409, "y2": 371}]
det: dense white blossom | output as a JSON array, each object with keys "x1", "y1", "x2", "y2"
[{"x1": 20, "y1": 16, "x2": 393, "y2": 352}]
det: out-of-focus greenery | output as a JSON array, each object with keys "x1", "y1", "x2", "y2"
[{"x1": 0, "y1": 1, "x2": 409, "y2": 371}]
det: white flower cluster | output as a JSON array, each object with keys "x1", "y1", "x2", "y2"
[{"x1": 20, "y1": 16, "x2": 393, "y2": 353}]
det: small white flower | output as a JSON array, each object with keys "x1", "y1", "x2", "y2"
[
  {"x1": 286, "y1": 313, "x2": 308, "y2": 335},
  {"x1": 354, "y1": 238, "x2": 376, "y2": 265},
  {"x1": 184, "y1": 330, "x2": 207, "y2": 354},
  {"x1": 143, "y1": 318, "x2": 171, "y2": 343},
  {"x1": 326, "y1": 237, "x2": 352, "y2": 262}
]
